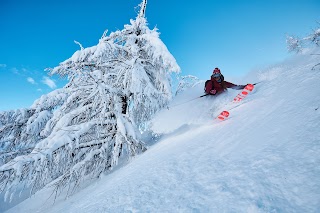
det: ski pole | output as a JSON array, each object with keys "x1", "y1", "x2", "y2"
[
  {"x1": 253, "y1": 81, "x2": 263, "y2": 85},
  {"x1": 199, "y1": 94, "x2": 210, "y2": 98},
  {"x1": 167, "y1": 94, "x2": 209, "y2": 109}
]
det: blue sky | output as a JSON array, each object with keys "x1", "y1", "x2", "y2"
[{"x1": 0, "y1": 0, "x2": 319, "y2": 111}]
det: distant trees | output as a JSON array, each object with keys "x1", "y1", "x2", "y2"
[
  {"x1": 287, "y1": 23, "x2": 320, "y2": 52},
  {"x1": 0, "y1": 0, "x2": 180, "y2": 201},
  {"x1": 286, "y1": 23, "x2": 320, "y2": 69}
]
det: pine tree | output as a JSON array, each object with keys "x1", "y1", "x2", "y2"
[{"x1": 0, "y1": 0, "x2": 180, "y2": 201}]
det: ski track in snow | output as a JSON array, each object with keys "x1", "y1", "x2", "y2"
[{"x1": 3, "y1": 52, "x2": 320, "y2": 212}]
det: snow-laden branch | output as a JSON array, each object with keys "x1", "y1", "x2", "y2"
[{"x1": 74, "y1": 40, "x2": 84, "y2": 50}]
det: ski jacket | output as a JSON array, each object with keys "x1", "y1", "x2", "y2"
[{"x1": 204, "y1": 76, "x2": 245, "y2": 95}]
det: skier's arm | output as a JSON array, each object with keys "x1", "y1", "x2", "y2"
[
  {"x1": 231, "y1": 85, "x2": 246, "y2": 90},
  {"x1": 225, "y1": 81, "x2": 246, "y2": 90},
  {"x1": 205, "y1": 81, "x2": 216, "y2": 95}
]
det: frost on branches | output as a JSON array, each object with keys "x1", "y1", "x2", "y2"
[
  {"x1": 0, "y1": 0, "x2": 180, "y2": 201},
  {"x1": 286, "y1": 23, "x2": 320, "y2": 53},
  {"x1": 286, "y1": 23, "x2": 320, "y2": 69},
  {"x1": 175, "y1": 75, "x2": 201, "y2": 95},
  {"x1": 287, "y1": 22, "x2": 320, "y2": 70}
]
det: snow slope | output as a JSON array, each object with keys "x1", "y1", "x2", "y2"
[{"x1": 4, "y1": 52, "x2": 320, "y2": 212}]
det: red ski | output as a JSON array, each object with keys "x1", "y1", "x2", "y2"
[
  {"x1": 215, "y1": 84, "x2": 255, "y2": 121},
  {"x1": 233, "y1": 84, "x2": 254, "y2": 102},
  {"x1": 216, "y1": 110, "x2": 230, "y2": 121}
]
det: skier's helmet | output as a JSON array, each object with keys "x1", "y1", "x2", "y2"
[{"x1": 212, "y1": 67, "x2": 221, "y2": 78}]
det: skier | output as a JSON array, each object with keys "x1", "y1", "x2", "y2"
[{"x1": 204, "y1": 67, "x2": 246, "y2": 95}]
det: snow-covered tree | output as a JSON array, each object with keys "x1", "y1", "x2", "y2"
[
  {"x1": 286, "y1": 28, "x2": 320, "y2": 53},
  {"x1": 175, "y1": 75, "x2": 201, "y2": 95},
  {"x1": 286, "y1": 23, "x2": 320, "y2": 69},
  {"x1": 286, "y1": 35, "x2": 301, "y2": 53},
  {"x1": 0, "y1": 89, "x2": 68, "y2": 166},
  {"x1": 0, "y1": 0, "x2": 180, "y2": 201},
  {"x1": 286, "y1": 23, "x2": 320, "y2": 52}
]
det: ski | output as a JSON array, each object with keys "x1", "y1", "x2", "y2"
[
  {"x1": 216, "y1": 110, "x2": 230, "y2": 121},
  {"x1": 233, "y1": 84, "x2": 254, "y2": 102},
  {"x1": 215, "y1": 84, "x2": 255, "y2": 121}
]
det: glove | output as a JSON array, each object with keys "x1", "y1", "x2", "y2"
[{"x1": 210, "y1": 89, "x2": 217, "y2": 95}]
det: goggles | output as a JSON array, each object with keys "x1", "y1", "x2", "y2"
[{"x1": 212, "y1": 73, "x2": 221, "y2": 78}]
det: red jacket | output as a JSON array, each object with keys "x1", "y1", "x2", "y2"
[{"x1": 205, "y1": 76, "x2": 245, "y2": 95}]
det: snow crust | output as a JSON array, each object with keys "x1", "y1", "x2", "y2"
[{"x1": 4, "y1": 50, "x2": 320, "y2": 212}]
